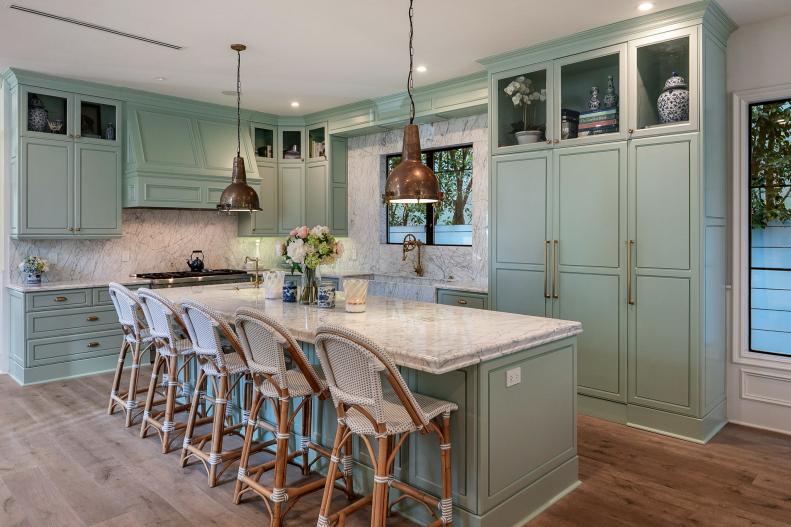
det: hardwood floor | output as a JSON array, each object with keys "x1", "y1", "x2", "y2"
[{"x1": 1, "y1": 370, "x2": 790, "y2": 526}]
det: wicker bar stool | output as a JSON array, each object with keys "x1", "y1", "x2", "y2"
[
  {"x1": 232, "y1": 308, "x2": 353, "y2": 527},
  {"x1": 179, "y1": 299, "x2": 268, "y2": 487},
  {"x1": 137, "y1": 288, "x2": 205, "y2": 453},
  {"x1": 107, "y1": 283, "x2": 156, "y2": 427},
  {"x1": 314, "y1": 325, "x2": 458, "y2": 527}
]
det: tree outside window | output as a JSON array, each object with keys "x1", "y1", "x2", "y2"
[{"x1": 386, "y1": 145, "x2": 473, "y2": 246}]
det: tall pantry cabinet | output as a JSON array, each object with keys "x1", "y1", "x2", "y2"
[{"x1": 484, "y1": 1, "x2": 734, "y2": 442}]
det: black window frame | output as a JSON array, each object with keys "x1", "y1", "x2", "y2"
[
  {"x1": 385, "y1": 144, "x2": 473, "y2": 247},
  {"x1": 748, "y1": 97, "x2": 791, "y2": 358}
]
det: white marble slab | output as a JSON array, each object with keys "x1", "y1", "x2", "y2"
[
  {"x1": 6, "y1": 276, "x2": 150, "y2": 293},
  {"x1": 155, "y1": 283, "x2": 581, "y2": 375}
]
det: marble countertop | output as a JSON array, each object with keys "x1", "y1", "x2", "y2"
[
  {"x1": 156, "y1": 283, "x2": 580, "y2": 374},
  {"x1": 6, "y1": 276, "x2": 150, "y2": 293}
]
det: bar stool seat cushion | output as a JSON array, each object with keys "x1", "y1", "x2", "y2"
[
  {"x1": 254, "y1": 369, "x2": 328, "y2": 398},
  {"x1": 157, "y1": 338, "x2": 195, "y2": 357},
  {"x1": 344, "y1": 392, "x2": 458, "y2": 437},
  {"x1": 125, "y1": 328, "x2": 154, "y2": 345},
  {"x1": 200, "y1": 352, "x2": 249, "y2": 377}
]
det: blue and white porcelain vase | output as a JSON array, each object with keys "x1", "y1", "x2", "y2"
[
  {"x1": 25, "y1": 273, "x2": 42, "y2": 285},
  {"x1": 27, "y1": 95, "x2": 49, "y2": 133},
  {"x1": 317, "y1": 282, "x2": 336, "y2": 309},
  {"x1": 657, "y1": 71, "x2": 689, "y2": 124},
  {"x1": 603, "y1": 75, "x2": 618, "y2": 109},
  {"x1": 282, "y1": 280, "x2": 297, "y2": 302},
  {"x1": 588, "y1": 86, "x2": 601, "y2": 111}
]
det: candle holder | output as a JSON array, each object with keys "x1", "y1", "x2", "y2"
[{"x1": 343, "y1": 279, "x2": 369, "y2": 313}]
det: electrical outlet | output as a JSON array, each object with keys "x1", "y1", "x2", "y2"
[
  {"x1": 506, "y1": 367, "x2": 521, "y2": 388},
  {"x1": 121, "y1": 251, "x2": 130, "y2": 263}
]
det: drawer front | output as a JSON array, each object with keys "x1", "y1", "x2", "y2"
[
  {"x1": 27, "y1": 330, "x2": 122, "y2": 367},
  {"x1": 436, "y1": 290, "x2": 488, "y2": 310},
  {"x1": 27, "y1": 306, "x2": 119, "y2": 338},
  {"x1": 94, "y1": 284, "x2": 144, "y2": 305},
  {"x1": 27, "y1": 289, "x2": 91, "y2": 311}
]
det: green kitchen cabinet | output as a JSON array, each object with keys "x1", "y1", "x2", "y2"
[
  {"x1": 485, "y1": 3, "x2": 732, "y2": 442},
  {"x1": 278, "y1": 163, "x2": 305, "y2": 233},
  {"x1": 4, "y1": 74, "x2": 123, "y2": 239},
  {"x1": 238, "y1": 161, "x2": 279, "y2": 236},
  {"x1": 490, "y1": 151, "x2": 552, "y2": 317},
  {"x1": 329, "y1": 135, "x2": 348, "y2": 236},
  {"x1": 305, "y1": 161, "x2": 329, "y2": 228},
  {"x1": 279, "y1": 126, "x2": 305, "y2": 163}
]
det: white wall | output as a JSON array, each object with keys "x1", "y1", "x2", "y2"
[{"x1": 727, "y1": 14, "x2": 791, "y2": 434}]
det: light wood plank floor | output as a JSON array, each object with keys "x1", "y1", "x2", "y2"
[{"x1": 1, "y1": 371, "x2": 790, "y2": 526}]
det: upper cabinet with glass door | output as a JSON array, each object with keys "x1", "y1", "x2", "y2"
[
  {"x1": 252, "y1": 123, "x2": 277, "y2": 164},
  {"x1": 20, "y1": 86, "x2": 73, "y2": 141},
  {"x1": 491, "y1": 62, "x2": 553, "y2": 155},
  {"x1": 628, "y1": 27, "x2": 698, "y2": 139},
  {"x1": 279, "y1": 126, "x2": 304, "y2": 163},
  {"x1": 555, "y1": 44, "x2": 627, "y2": 146},
  {"x1": 76, "y1": 94, "x2": 121, "y2": 146},
  {"x1": 307, "y1": 122, "x2": 328, "y2": 162}
]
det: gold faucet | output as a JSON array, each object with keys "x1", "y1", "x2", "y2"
[
  {"x1": 402, "y1": 234, "x2": 424, "y2": 277},
  {"x1": 245, "y1": 256, "x2": 261, "y2": 288}
]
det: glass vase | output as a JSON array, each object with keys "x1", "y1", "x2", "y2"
[{"x1": 299, "y1": 267, "x2": 321, "y2": 305}]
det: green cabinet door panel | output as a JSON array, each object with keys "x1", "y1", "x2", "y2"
[
  {"x1": 75, "y1": 143, "x2": 121, "y2": 235},
  {"x1": 629, "y1": 275, "x2": 693, "y2": 412},
  {"x1": 19, "y1": 138, "x2": 73, "y2": 235},
  {"x1": 631, "y1": 135, "x2": 697, "y2": 270},
  {"x1": 330, "y1": 136, "x2": 348, "y2": 184},
  {"x1": 305, "y1": 162, "x2": 329, "y2": 228},
  {"x1": 134, "y1": 109, "x2": 201, "y2": 168},
  {"x1": 555, "y1": 143, "x2": 625, "y2": 269},
  {"x1": 553, "y1": 143, "x2": 627, "y2": 402},
  {"x1": 492, "y1": 152, "x2": 550, "y2": 266},
  {"x1": 253, "y1": 163, "x2": 279, "y2": 234},
  {"x1": 494, "y1": 268, "x2": 549, "y2": 316},
  {"x1": 195, "y1": 118, "x2": 256, "y2": 175},
  {"x1": 278, "y1": 164, "x2": 305, "y2": 233},
  {"x1": 331, "y1": 186, "x2": 348, "y2": 235}
]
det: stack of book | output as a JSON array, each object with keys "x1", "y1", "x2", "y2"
[{"x1": 578, "y1": 108, "x2": 618, "y2": 136}]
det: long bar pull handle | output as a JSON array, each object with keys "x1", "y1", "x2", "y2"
[
  {"x1": 543, "y1": 240, "x2": 551, "y2": 299},
  {"x1": 627, "y1": 240, "x2": 635, "y2": 305},
  {"x1": 552, "y1": 240, "x2": 559, "y2": 299}
]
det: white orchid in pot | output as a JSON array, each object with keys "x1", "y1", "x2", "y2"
[
  {"x1": 503, "y1": 75, "x2": 547, "y2": 144},
  {"x1": 276, "y1": 225, "x2": 344, "y2": 305},
  {"x1": 19, "y1": 256, "x2": 49, "y2": 284}
]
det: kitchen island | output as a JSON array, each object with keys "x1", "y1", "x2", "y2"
[{"x1": 157, "y1": 284, "x2": 582, "y2": 527}]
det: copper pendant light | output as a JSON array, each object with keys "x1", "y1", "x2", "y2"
[
  {"x1": 217, "y1": 44, "x2": 261, "y2": 213},
  {"x1": 382, "y1": 0, "x2": 443, "y2": 205}
]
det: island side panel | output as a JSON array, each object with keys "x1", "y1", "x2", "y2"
[{"x1": 478, "y1": 336, "x2": 579, "y2": 524}]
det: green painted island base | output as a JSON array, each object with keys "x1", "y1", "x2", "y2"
[{"x1": 578, "y1": 394, "x2": 728, "y2": 444}]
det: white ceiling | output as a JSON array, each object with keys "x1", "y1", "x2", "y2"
[{"x1": 0, "y1": 0, "x2": 789, "y2": 115}]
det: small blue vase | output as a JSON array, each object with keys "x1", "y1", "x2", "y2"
[
  {"x1": 282, "y1": 280, "x2": 297, "y2": 303},
  {"x1": 317, "y1": 282, "x2": 336, "y2": 309}
]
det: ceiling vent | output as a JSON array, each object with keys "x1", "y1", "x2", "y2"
[{"x1": 8, "y1": 4, "x2": 182, "y2": 50}]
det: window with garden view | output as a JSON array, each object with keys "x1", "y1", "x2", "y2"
[
  {"x1": 749, "y1": 98, "x2": 791, "y2": 356},
  {"x1": 386, "y1": 145, "x2": 473, "y2": 246}
]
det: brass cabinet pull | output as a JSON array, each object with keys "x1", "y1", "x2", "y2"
[
  {"x1": 54, "y1": 296, "x2": 67, "y2": 302},
  {"x1": 627, "y1": 240, "x2": 635, "y2": 305},
  {"x1": 75, "y1": 134, "x2": 81, "y2": 139},
  {"x1": 543, "y1": 240, "x2": 551, "y2": 299},
  {"x1": 545, "y1": 139, "x2": 552, "y2": 145},
  {"x1": 86, "y1": 341, "x2": 100, "y2": 348},
  {"x1": 86, "y1": 315, "x2": 100, "y2": 321},
  {"x1": 552, "y1": 240, "x2": 559, "y2": 299},
  {"x1": 628, "y1": 128, "x2": 635, "y2": 135},
  {"x1": 457, "y1": 299, "x2": 468, "y2": 305},
  {"x1": 553, "y1": 139, "x2": 560, "y2": 144},
  {"x1": 75, "y1": 227, "x2": 81, "y2": 232}
]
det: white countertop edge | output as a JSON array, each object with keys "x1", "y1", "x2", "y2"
[{"x1": 6, "y1": 277, "x2": 150, "y2": 293}]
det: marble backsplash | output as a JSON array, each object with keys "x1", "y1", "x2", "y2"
[{"x1": 6, "y1": 115, "x2": 488, "y2": 287}]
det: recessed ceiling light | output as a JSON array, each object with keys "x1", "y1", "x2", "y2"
[
  {"x1": 291, "y1": 101, "x2": 300, "y2": 108},
  {"x1": 154, "y1": 76, "x2": 166, "y2": 81},
  {"x1": 638, "y1": 2, "x2": 654, "y2": 11},
  {"x1": 416, "y1": 65, "x2": 427, "y2": 73},
  {"x1": 221, "y1": 90, "x2": 239, "y2": 96}
]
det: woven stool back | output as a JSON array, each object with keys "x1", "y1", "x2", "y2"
[
  {"x1": 181, "y1": 299, "x2": 246, "y2": 373},
  {"x1": 314, "y1": 325, "x2": 427, "y2": 429},
  {"x1": 234, "y1": 307, "x2": 323, "y2": 394},
  {"x1": 137, "y1": 288, "x2": 185, "y2": 345},
  {"x1": 108, "y1": 283, "x2": 146, "y2": 340}
]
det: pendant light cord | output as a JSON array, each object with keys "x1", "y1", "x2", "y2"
[
  {"x1": 407, "y1": 0, "x2": 415, "y2": 124},
  {"x1": 236, "y1": 48, "x2": 241, "y2": 157}
]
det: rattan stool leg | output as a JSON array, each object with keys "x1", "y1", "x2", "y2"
[
  {"x1": 316, "y1": 422, "x2": 346, "y2": 527},
  {"x1": 181, "y1": 370, "x2": 207, "y2": 467},
  {"x1": 270, "y1": 397, "x2": 291, "y2": 527},
  {"x1": 160, "y1": 355, "x2": 180, "y2": 453},
  {"x1": 301, "y1": 397, "x2": 312, "y2": 476},
  {"x1": 107, "y1": 340, "x2": 129, "y2": 415},
  {"x1": 124, "y1": 341, "x2": 142, "y2": 427},
  {"x1": 439, "y1": 413, "x2": 453, "y2": 526},
  {"x1": 233, "y1": 389, "x2": 262, "y2": 504},
  {"x1": 371, "y1": 435, "x2": 390, "y2": 527},
  {"x1": 139, "y1": 350, "x2": 164, "y2": 438},
  {"x1": 207, "y1": 373, "x2": 229, "y2": 487}
]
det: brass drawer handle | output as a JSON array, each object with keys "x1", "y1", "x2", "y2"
[
  {"x1": 86, "y1": 315, "x2": 100, "y2": 321},
  {"x1": 543, "y1": 240, "x2": 551, "y2": 299},
  {"x1": 54, "y1": 296, "x2": 68, "y2": 302},
  {"x1": 627, "y1": 240, "x2": 636, "y2": 305},
  {"x1": 457, "y1": 299, "x2": 468, "y2": 305},
  {"x1": 552, "y1": 240, "x2": 559, "y2": 299},
  {"x1": 86, "y1": 341, "x2": 100, "y2": 348}
]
